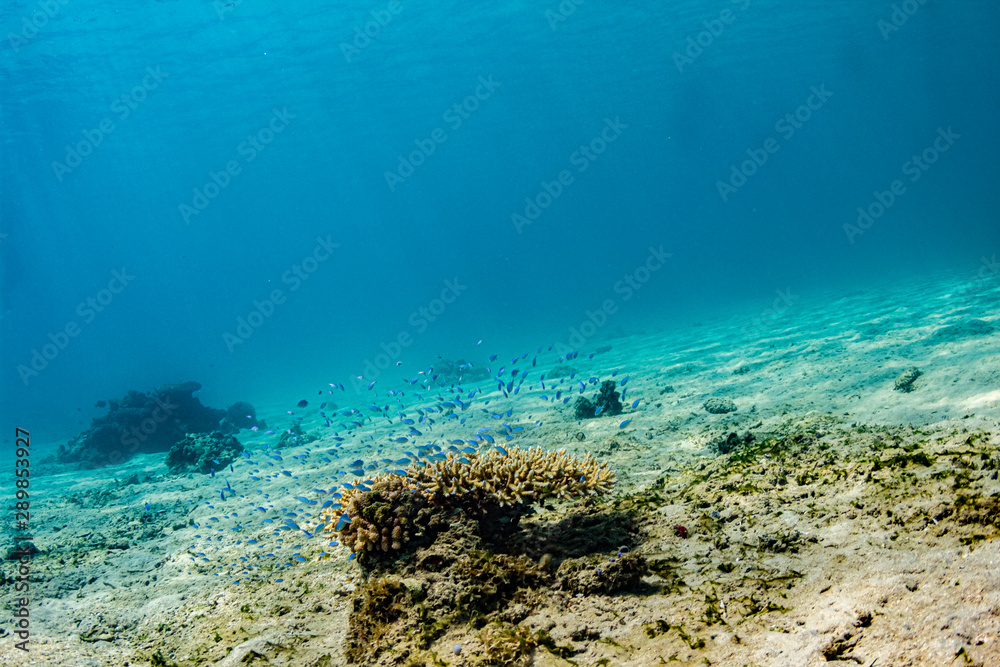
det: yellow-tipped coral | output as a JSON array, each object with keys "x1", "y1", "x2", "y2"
[
  {"x1": 407, "y1": 446, "x2": 615, "y2": 505},
  {"x1": 318, "y1": 446, "x2": 615, "y2": 563}
]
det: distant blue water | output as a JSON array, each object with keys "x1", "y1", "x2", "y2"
[{"x1": 1, "y1": 0, "x2": 998, "y2": 444}]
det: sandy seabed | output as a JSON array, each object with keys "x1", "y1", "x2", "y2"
[{"x1": 2, "y1": 268, "x2": 999, "y2": 666}]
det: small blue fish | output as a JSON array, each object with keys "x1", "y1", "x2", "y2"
[
  {"x1": 493, "y1": 445, "x2": 508, "y2": 455},
  {"x1": 144, "y1": 502, "x2": 150, "y2": 511},
  {"x1": 595, "y1": 405, "x2": 604, "y2": 416},
  {"x1": 631, "y1": 399, "x2": 640, "y2": 409},
  {"x1": 619, "y1": 419, "x2": 632, "y2": 429}
]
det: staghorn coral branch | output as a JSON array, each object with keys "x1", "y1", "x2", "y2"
[{"x1": 317, "y1": 445, "x2": 615, "y2": 557}]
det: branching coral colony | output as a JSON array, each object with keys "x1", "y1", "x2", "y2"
[{"x1": 316, "y1": 445, "x2": 616, "y2": 566}]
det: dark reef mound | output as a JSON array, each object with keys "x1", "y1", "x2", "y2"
[
  {"x1": 56, "y1": 381, "x2": 228, "y2": 468},
  {"x1": 574, "y1": 379, "x2": 624, "y2": 419},
  {"x1": 221, "y1": 400, "x2": 267, "y2": 431},
  {"x1": 429, "y1": 357, "x2": 491, "y2": 383}
]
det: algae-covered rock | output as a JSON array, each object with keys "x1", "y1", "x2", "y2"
[
  {"x1": 165, "y1": 432, "x2": 243, "y2": 474},
  {"x1": 710, "y1": 431, "x2": 754, "y2": 455},
  {"x1": 894, "y1": 367, "x2": 922, "y2": 392},
  {"x1": 557, "y1": 551, "x2": 648, "y2": 595},
  {"x1": 704, "y1": 397, "x2": 737, "y2": 414}
]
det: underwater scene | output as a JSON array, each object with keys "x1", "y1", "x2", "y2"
[{"x1": 2, "y1": 1, "x2": 999, "y2": 665}]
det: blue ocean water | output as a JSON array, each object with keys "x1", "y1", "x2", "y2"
[{"x1": 1, "y1": 0, "x2": 998, "y2": 447}]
